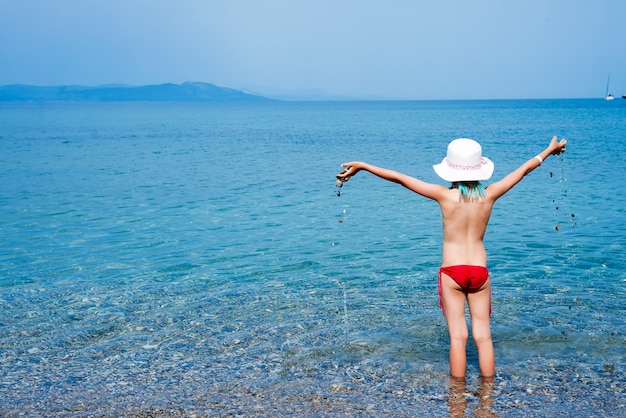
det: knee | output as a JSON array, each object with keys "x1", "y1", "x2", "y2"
[
  {"x1": 472, "y1": 328, "x2": 492, "y2": 346},
  {"x1": 450, "y1": 328, "x2": 469, "y2": 345}
]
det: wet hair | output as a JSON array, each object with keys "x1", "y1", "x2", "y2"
[{"x1": 451, "y1": 181, "x2": 486, "y2": 202}]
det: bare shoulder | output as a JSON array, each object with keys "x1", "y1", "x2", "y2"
[
  {"x1": 483, "y1": 184, "x2": 501, "y2": 202},
  {"x1": 485, "y1": 177, "x2": 517, "y2": 202}
]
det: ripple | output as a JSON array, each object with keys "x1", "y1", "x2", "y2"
[{"x1": 1, "y1": 101, "x2": 625, "y2": 416}]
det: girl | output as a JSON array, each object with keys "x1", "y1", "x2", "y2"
[{"x1": 337, "y1": 136, "x2": 567, "y2": 377}]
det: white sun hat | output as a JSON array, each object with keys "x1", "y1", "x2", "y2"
[{"x1": 433, "y1": 138, "x2": 494, "y2": 182}]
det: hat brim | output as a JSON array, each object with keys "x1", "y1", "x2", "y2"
[{"x1": 433, "y1": 157, "x2": 494, "y2": 182}]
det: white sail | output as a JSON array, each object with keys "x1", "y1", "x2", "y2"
[{"x1": 605, "y1": 73, "x2": 615, "y2": 101}]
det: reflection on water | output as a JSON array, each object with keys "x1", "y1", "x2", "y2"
[{"x1": 448, "y1": 376, "x2": 497, "y2": 418}]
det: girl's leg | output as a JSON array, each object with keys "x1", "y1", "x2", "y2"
[
  {"x1": 440, "y1": 274, "x2": 469, "y2": 377},
  {"x1": 468, "y1": 281, "x2": 495, "y2": 377}
]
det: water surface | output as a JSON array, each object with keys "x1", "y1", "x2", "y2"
[{"x1": 1, "y1": 100, "x2": 624, "y2": 416}]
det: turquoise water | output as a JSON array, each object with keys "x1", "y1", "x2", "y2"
[{"x1": 1, "y1": 100, "x2": 624, "y2": 416}]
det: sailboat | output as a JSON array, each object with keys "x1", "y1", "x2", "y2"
[{"x1": 605, "y1": 74, "x2": 615, "y2": 101}]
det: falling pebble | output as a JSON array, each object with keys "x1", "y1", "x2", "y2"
[
  {"x1": 334, "y1": 178, "x2": 344, "y2": 197},
  {"x1": 550, "y1": 171, "x2": 553, "y2": 177},
  {"x1": 555, "y1": 206, "x2": 559, "y2": 210},
  {"x1": 571, "y1": 213, "x2": 575, "y2": 218}
]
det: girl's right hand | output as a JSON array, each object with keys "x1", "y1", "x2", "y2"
[{"x1": 550, "y1": 136, "x2": 567, "y2": 155}]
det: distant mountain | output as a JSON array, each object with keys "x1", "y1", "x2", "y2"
[{"x1": 0, "y1": 82, "x2": 273, "y2": 102}]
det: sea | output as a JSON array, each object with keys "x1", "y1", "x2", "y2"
[{"x1": 1, "y1": 99, "x2": 625, "y2": 417}]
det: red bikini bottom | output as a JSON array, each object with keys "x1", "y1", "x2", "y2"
[{"x1": 438, "y1": 265, "x2": 491, "y2": 316}]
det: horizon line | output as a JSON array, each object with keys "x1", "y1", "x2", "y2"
[{"x1": 0, "y1": 81, "x2": 621, "y2": 102}]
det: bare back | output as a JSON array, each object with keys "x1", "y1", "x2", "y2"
[{"x1": 437, "y1": 188, "x2": 495, "y2": 267}]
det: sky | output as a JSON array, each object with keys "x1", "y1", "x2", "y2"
[{"x1": 1, "y1": 0, "x2": 625, "y2": 100}]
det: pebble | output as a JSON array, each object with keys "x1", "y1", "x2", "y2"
[{"x1": 267, "y1": 353, "x2": 281, "y2": 363}]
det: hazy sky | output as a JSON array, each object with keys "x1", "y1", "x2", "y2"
[{"x1": 1, "y1": 0, "x2": 625, "y2": 100}]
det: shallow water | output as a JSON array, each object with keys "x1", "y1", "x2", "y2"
[{"x1": 0, "y1": 100, "x2": 625, "y2": 416}]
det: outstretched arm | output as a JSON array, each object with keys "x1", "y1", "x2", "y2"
[
  {"x1": 336, "y1": 161, "x2": 447, "y2": 200},
  {"x1": 487, "y1": 136, "x2": 567, "y2": 200}
]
